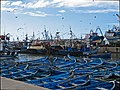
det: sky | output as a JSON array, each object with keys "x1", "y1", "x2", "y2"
[{"x1": 1, "y1": 0, "x2": 119, "y2": 41}]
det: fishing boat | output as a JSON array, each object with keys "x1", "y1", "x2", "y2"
[
  {"x1": 110, "y1": 66, "x2": 120, "y2": 71},
  {"x1": 26, "y1": 70, "x2": 70, "y2": 85},
  {"x1": 53, "y1": 55, "x2": 76, "y2": 68},
  {"x1": 1, "y1": 64, "x2": 29, "y2": 77},
  {"x1": 105, "y1": 25, "x2": 120, "y2": 45},
  {"x1": 91, "y1": 70, "x2": 112, "y2": 79},
  {"x1": 11, "y1": 69, "x2": 38, "y2": 81},
  {"x1": 89, "y1": 52, "x2": 111, "y2": 58},
  {"x1": 74, "y1": 68, "x2": 97, "y2": 76},
  {"x1": 21, "y1": 48, "x2": 47, "y2": 55},
  {"x1": 0, "y1": 62, "x2": 15, "y2": 70},
  {"x1": 76, "y1": 79, "x2": 116, "y2": 90},
  {"x1": 50, "y1": 45, "x2": 99, "y2": 56},
  {"x1": 99, "y1": 61, "x2": 118, "y2": 70},
  {"x1": 81, "y1": 58, "x2": 103, "y2": 69},
  {"x1": 107, "y1": 66, "x2": 120, "y2": 79},
  {"x1": 0, "y1": 50, "x2": 18, "y2": 60},
  {"x1": 107, "y1": 71, "x2": 120, "y2": 80},
  {"x1": 85, "y1": 27, "x2": 104, "y2": 46},
  {"x1": 40, "y1": 75, "x2": 90, "y2": 90}
]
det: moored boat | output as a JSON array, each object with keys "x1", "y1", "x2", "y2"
[
  {"x1": 89, "y1": 52, "x2": 111, "y2": 59},
  {"x1": 105, "y1": 25, "x2": 120, "y2": 46},
  {"x1": 40, "y1": 75, "x2": 90, "y2": 90},
  {"x1": 76, "y1": 80, "x2": 116, "y2": 90},
  {"x1": 0, "y1": 50, "x2": 18, "y2": 60}
]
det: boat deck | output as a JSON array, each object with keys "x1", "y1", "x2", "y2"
[{"x1": 0, "y1": 77, "x2": 48, "y2": 90}]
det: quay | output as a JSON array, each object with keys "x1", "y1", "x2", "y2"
[
  {"x1": 0, "y1": 77, "x2": 48, "y2": 90},
  {"x1": 98, "y1": 46, "x2": 120, "y2": 53}
]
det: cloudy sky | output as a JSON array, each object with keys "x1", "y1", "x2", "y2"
[{"x1": 1, "y1": 0, "x2": 119, "y2": 40}]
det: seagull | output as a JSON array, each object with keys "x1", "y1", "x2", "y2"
[
  {"x1": 62, "y1": 17, "x2": 64, "y2": 19},
  {"x1": 80, "y1": 20, "x2": 82, "y2": 22},
  {"x1": 7, "y1": 10, "x2": 10, "y2": 12},
  {"x1": 17, "y1": 28, "x2": 23, "y2": 31},
  {"x1": 94, "y1": 16, "x2": 96, "y2": 18}
]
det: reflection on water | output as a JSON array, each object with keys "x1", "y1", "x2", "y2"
[
  {"x1": 14, "y1": 53, "x2": 120, "y2": 62},
  {"x1": 15, "y1": 54, "x2": 45, "y2": 62}
]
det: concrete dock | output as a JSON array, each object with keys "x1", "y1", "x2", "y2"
[
  {"x1": 0, "y1": 77, "x2": 48, "y2": 90},
  {"x1": 98, "y1": 46, "x2": 120, "y2": 53}
]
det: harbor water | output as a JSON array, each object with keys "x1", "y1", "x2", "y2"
[
  {"x1": 0, "y1": 53, "x2": 120, "y2": 90},
  {"x1": 16, "y1": 53, "x2": 120, "y2": 62}
]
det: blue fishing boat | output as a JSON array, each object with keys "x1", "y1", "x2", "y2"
[
  {"x1": 81, "y1": 58, "x2": 103, "y2": 69},
  {"x1": 0, "y1": 62, "x2": 15, "y2": 70},
  {"x1": 40, "y1": 75, "x2": 90, "y2": 90},
  {"x1": 53, "y1": 55, "x2": 76, "y2": 68},
  {"x1": 110, "y1": 66, "x2": 120, "y2": 71},
  {"x1": 76, "y1": 57, "x2": 88, "y2": 64},
  {"x1": 99, "y1": 61, "x2": 117, "y2": 70},
  {"x1": 26, "y1": 71, "x2": 70, "y2": 85},
  {"x1": 74, "y1": 68, "x2": 97, "y2": 76},
  {"x1": 76, "y1": 80, "x2": 116, "y2": 90},
  {"x1": 0, "y1": 63, "x2": 28, "y2": 74},
  {"x1": 107, "y1": 71, "x2": 120, "y2": 80},
  {"x1": 91, "y1": 70, "x2": 112, "y2": 79},
  {"x1": 89, "y1": 52, "x2": 111, "y2": 58},
  {"x1": 11, "y1": 69, "x2": 38, "y2": 80},
  {"x1": 107, "y1": 66, "x2": 120, "y2": 79},
  {"x1": 1, "y1": 64, "x2": 29, "y2": 77}
]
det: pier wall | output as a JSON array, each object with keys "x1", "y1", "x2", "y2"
[
  {"x1": 98, "y1": 46, "x2": 120, "y2": 53},
  {"x1": 1, "y1": 77, "x2": 48, "y2": 90}
]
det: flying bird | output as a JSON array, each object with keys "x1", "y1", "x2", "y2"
[
  {"x1": 113, "y1": 14, "x2": 115, "y2": 16},
  {"x1": 7, "y1": 10, "x2": 10, "y2": 12},
  {"x1": 13, "y1": 9, "x2": 18, "y2": 12},
  {"x1": 17, "y1": 28, "x2": 23, "y2": 31},
  {"x1": 116, "y1": 14, "x2": 120, "y2": 21},
  {"x1": 62, "y1": 17, "x2": 64, "y2": 19},
  {"x1": 80, "y1": 20, "x2": 82, "y2": 22},
  {"x1": 116, "y1": 14, "x2": 120, "y2": 18},
  {"x1": 56, "y1": 32, "x2": 60, "y2": 34}
]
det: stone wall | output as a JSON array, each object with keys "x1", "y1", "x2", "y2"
[{"x1": 99, "y1": 47, "x2": 120, "y2": 53}]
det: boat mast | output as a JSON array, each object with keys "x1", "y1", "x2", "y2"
[
  {"x1": 44, "y1": 25, "x2": 50, "y2": 40},
  {"x1": 69, "y1": 26, "x2": 73, "y2": 47},
  {"x1": 32, "y1": 32, "x2": 35, "y2": 40}
]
